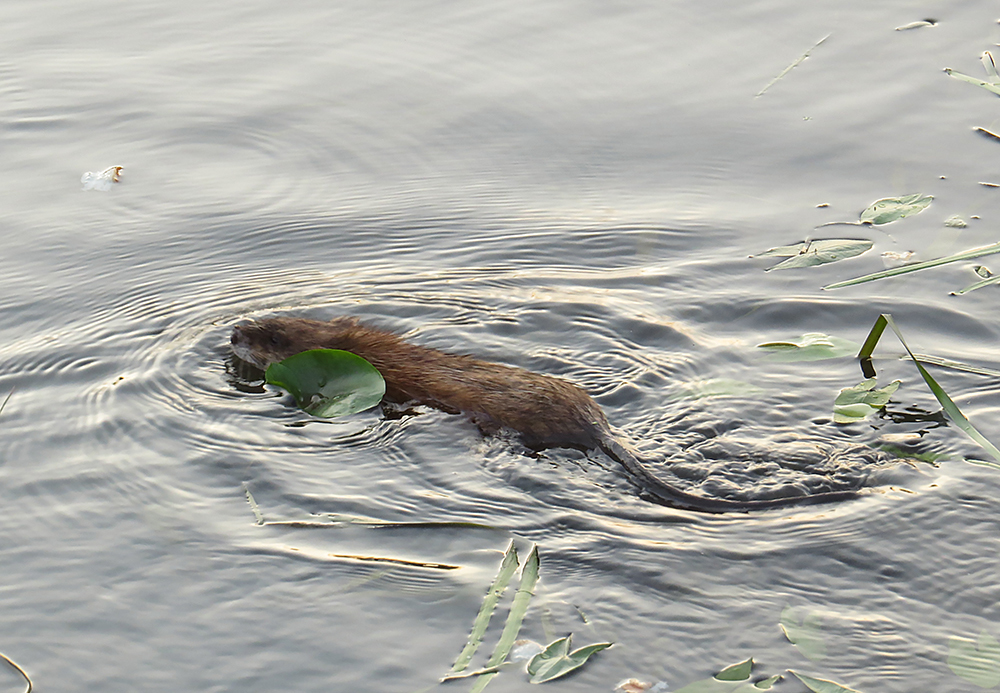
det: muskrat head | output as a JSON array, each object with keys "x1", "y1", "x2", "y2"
[{"x1": 230, "y1": 316, "x2": 362, "y2": 369}]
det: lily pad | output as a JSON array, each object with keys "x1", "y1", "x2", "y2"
[
  {"x1": 758, "y1": 239, "x2": 873, "y2": 271},
  {"x1": 833, "y1": 378, "x2": 900, "y2": 423},
  {"x1": 526, "y1": 635, "x2": 613, "y2": 683},
  {"x1": 858, "y1": 194, "x2": 933, "y2": 225},
  {"x1": 779, "y1": 606, "x2": 826, "y2": 662},
  {"x1": 757, "y1": 333, "x2": 859, "y2": 362},
  {"x1": 265, "y1": 348, "x2": 386, "y2": 418},
  {"x1": 789, "y1": 671, "x2": 862, "y2": 693},
  {"x1": 948, "y1": 631, "x2": 1000, "y2": 688}
]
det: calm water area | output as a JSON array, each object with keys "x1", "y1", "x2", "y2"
[{"x1": 3, "y1": 1, "x2": 1000, "y2": 691}]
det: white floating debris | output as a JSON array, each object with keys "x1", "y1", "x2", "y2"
[
  {"x1": 81, "y1": 165, "x2": 123, "y2": 191},
  {"x1": 944, "y1": 215, "x2": 968, "y2": 228},
  {"x1": 881, "y1": 250, "x2": 916, "y2": 268},
  {"x1": 509, "y1": 640, "x2": 544, "y2": 662},
  {"x1": 614, "y1": 679, "x2": 669, "y2": 693},
  {"x1": 880, "y1": 432, "x2": 923, "y2": 445}
]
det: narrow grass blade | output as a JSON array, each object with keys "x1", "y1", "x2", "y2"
[
  {"x1": 952, "y1": 274, "x2": 1000, "y2": 295},
  {"x1": 858, "y1": 314, "x2": 1000, "y2": 465},
  {"x1": 243, "y1": 484, "x2": 265, "y2": 525},
  {"x1": 470, "y1": 545, "x2": 540, "y2": 693},
  {"x1": 944, "y1": 68, "x2": 1000, "y2": 96},
  {"x1": 450, "y1": 542, "x2": 520, "y2": 674},
  {"x1": 0, "y1": 388, "x2": 13, "y2": 418},
  {"x1": 824, "y1": 242, "x2": 1000, "y2": 289},
  {"x1": 0, "y1": 652, "x2": 32, "y2": 693},
  {"x1": 756, "y1": 34, "x2": 830, "y2": 97},
  {"x1": 908, "y1": 354, "x2": 1000, "y2": 378}
]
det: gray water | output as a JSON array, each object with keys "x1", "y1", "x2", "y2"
[{"x1": 3, "y1": 1, "x2": 1000, "y2": 691}]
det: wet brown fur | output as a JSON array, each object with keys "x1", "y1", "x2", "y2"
[{"x1": 231, "y1": 317, "x2": 860, "y2": 513}]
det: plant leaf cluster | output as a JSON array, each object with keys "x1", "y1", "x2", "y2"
[{"x1": 442, "y1": 544, "x2": 611, "y2": 689}]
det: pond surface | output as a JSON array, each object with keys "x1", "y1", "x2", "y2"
[{"x1": 3, "y1": 1, "x2": 1000, "y2": 691}]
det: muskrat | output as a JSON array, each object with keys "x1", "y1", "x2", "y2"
[{"x1": 230, "y1": 316, "x2": 860, "y2": 513}]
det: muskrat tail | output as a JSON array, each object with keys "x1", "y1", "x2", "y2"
[{"x1": 597, "y1": 435, "x2": 860, "y2": 514}]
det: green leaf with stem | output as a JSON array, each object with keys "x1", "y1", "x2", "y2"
[{"x1": 858, "y1": 314, "x2": 1000, "y2": 466}]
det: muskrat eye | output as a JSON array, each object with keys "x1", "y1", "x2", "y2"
[{"x1": 270, "y1": 334, "x2": 281, "y2": 346}]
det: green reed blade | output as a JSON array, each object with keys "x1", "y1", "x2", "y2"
[
  {"x1": 859, "y1": 314, "x2": 1000, "y2": 465},
  {"x1": 449, "y1": 541, "x2": 519, "y2": 674},
  {"x1": 824, "y1": 242, "x2": 1000, "y2": 290},
  {"x1": 469, "y1": 545, "x2": 540, "y2": 693}
]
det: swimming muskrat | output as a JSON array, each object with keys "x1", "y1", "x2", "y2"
[{"x1": 231, "y1": 316, "x2": 861, "y2": 513}]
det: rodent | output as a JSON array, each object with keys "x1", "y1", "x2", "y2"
[{"x1": 230, "y1": 317, "x2": 860, "y2": 513}]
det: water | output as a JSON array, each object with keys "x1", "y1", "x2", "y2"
[{"x1": 3, "y1": 1, "x2": 1000, "y2": 691}]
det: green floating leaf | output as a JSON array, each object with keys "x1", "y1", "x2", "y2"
[
  {"x1": 824, "y1": 241, "x2": 1000, "y2": 290},
  {"x1": 833, "y1": 378, "x2": 900, "y2": 423},
  {"x1": 716, "y1": 658, "x2": 754, "y2": 682},
  {"x1": 759, "y1": 239, "x2": 873, "y2": 271},
  {"x1": 858, "y1": 193, "x2": 933, "y2": 225},
  {"x1": 675, "y1": 658, "x2": 755, "y2": 693},
  {"x1": 526, "y1": 634, "x2": 613, "y2": 683},
  {"x1": 450, "y1": 542, "x2": 520, "y2": 673},
  {"x1": 265, "y1": 348, "x2": 385, "y2": 418},
  {"x1": 858, "y1": 314, "x2": 1000, "y2": 465},
  {"x1": 945, "y1": 51, "x2": 1000, "y2": 97},
  {"x1": 751, "y1": 676, "x2": 782, "y2": 690},
  {"x1": 757, "y1": 333, "x2": 860, "y2": 362},
  {"x1": 779, "y1": 606, "x2": 827, "y2": 662},
  {"x1": 789, "y1": 671, "x2": 862, "y2": 693},
  {"x1": 948, "y1": 631, "x2": 1000, "y2": 688}
]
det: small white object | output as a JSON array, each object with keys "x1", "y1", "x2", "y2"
[
  {"x1": 881, "y1": 250, "x2": 915, "y2": 268},
  {"x1": 509, "y1": 639, "x2": 543, "y2": 662},
  {"x1": 81, "y1": 165, "x2": 123, "y2": 191},
  {"x1": 614, "y1": 679, "x2": 669, "y2": 693}
]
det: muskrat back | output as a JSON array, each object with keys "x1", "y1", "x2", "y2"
[
  {"x1": 231, "y1": 316, "x2": 860, "y2": 513},
  {"x1": 231, "y1": 317, "x2": 608, "y2": 450}
]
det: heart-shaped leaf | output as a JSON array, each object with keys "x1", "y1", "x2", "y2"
[
  {"x1": 526, "y1": 634, "x2": 613, "y2": 683},
  {"x1": 265, "y1": 348, "x2": 385, "y2": 418}
]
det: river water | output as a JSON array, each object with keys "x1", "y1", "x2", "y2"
[{"x1": 3, "y1": 1, "x2": 1000, "y2": 691}]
